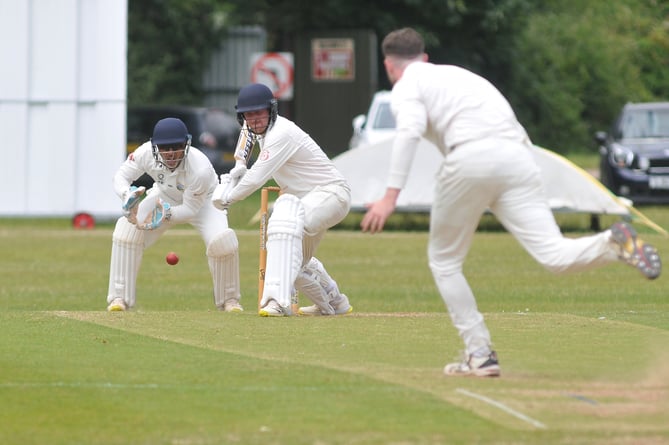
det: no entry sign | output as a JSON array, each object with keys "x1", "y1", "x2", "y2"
[{"x1": 250, "y1": 52, "x2": 294, "y2": 100}]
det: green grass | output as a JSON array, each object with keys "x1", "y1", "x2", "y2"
[{"x1": 1, "y1": 198, "x2": 668, "y2": 444}]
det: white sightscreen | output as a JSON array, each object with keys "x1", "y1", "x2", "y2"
[{"x1": 0, "y1": 0, "x2": 127, "y2": 218}]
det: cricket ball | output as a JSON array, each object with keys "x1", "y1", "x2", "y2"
[{"x1": 166, "y1": 252, "x2": 179, "y2": 265}]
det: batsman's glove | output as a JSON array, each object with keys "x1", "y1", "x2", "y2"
[
  {"x1": 229, "y1": 164, "x2": 247, "y2": 181},
  {"x1": 121, "y1": 185, "x2": 146, "y2": 224},
  {"x1": 212, "y1": 165, "x2": 245, "y2": 210},
  {"x1": 137, "y1": 199, "x2": 171, "y2": 231},
  {"x1": 212, "y1": 173, "x2": 233, "y2": 211}
]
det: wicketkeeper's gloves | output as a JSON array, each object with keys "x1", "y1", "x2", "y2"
[
  {"x1": 121, "y1": 185, "x2": 146, "y2": 224},
  {"x1": 137, "y1": 199, "x2": 171, "y2": 230}
]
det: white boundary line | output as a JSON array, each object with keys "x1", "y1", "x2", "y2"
[{"x1": 456, "y1": 388, "x2": 547, "y2": 429}]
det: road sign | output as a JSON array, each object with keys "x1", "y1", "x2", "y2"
[{"x1": 250, "y1": 52, "x2": 294, "y2": 100}]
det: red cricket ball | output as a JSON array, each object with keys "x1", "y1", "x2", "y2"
[{"x1": 166, "y1": 252, "x2": 179, "y2": 265}]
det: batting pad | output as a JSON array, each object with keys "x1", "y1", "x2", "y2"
[
  {"x1": 295, "y1": 257, "x2": 335, "y2": 315},
  {"x1": 107, "y1": 217, "x2": 145, "y2": 308},
  {"x1": 206, "y1": 229, "x2": 240, "y2": 308},
  {"x1": 263, "y1": 194, "x2": 305, "y2": 309}
]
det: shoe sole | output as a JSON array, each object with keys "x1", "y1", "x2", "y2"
[
  {"x1": 107, "y1": 305, "x2": 125, "y2": 312},
  {"x1": 336, "y1": 306, "x2": 353, "y2": 315},
  {"x1": 611, "y1": 222, "x2": 661, "y2": 280},
  {"x1": 444, "y1": 364, "x2": 501, "y2": 377},
  {"x1": 298, "y1": 306, "x2": 353, "y2": 316},
  {"x1": 297, "y1": 309, "x2": 321, "y2": 316},
  {"x1": 472, "y1": 365, "x2": 501, "y2": 377},
  {"x1": 258, "y1": 309, "x2": 287, "y2": 317}
]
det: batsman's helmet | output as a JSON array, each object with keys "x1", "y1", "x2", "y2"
[
  {"x1": 151, "y1": 117, "x2": 192, "y2": 169},
  {"x1": 235, "y1": 83, "x2": 278, "y2": 130}
]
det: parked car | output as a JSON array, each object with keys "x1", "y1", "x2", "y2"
[
  {"x1": 127, "y1": 105, "x2": 241, "y2": 187},
  {"x1": 349, "y1": 91, "x2": 396, "y2": 149},
  {"x1": 595, "y1": 102, "x2": 669, "y2": 204}
]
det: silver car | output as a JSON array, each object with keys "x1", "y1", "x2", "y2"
[{"x1": 349, "y1": 91, "x2": 396, "y2": 149}]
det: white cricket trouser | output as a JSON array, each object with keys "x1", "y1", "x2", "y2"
[
  {"x1": 299, "y1": 182, "x2": 351, "y2": 263},
  {"x1": 428, "y1": 138, "x2": 619, "y2": 355},
  {"x1": 291, "y1": 183, "x2": 350, "y2": 309}
]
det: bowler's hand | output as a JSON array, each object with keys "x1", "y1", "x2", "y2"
[{"x1": 360, "y1": 188, "x2": 400, "y2": 234}]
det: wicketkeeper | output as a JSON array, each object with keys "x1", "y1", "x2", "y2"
[
  {"x1": 212, "y1": 83, "x2": 353, "y2": 317},
  {"x1": 106, "y1": 117, "x2": 242, "y2": 312}
]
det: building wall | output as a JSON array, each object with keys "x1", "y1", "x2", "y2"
[
  {"x1": 295, "y1": 30, "x2": 378, "y2": 155},
  {"x1": 0, "y1": 0, "x2": 127, "y2": 218},
  {"x1": 202, "y1": 26, "x2": 267, "y2": 114}
]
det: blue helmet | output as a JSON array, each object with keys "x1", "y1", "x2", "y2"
[
  {"x1": 151, "y1": 117, "x2": 191, "y2": 146},
  {"x1": 235, "y1": 83, "x2": 278, "y2": 130},
  {"x1": 151, "y1": 117, "x2": 192, "y2": 169}
]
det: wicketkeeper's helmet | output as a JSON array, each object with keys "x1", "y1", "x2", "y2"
[
  {"x1": 151, "y1": 117, "x2": 192, "y2": 169},
  {"x1": 235, "y1": 83, "x2": 278, "y2": 130}
]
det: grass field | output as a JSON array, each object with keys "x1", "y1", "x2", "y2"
[{"x1": 1, "y1": 201, "x2": 668, "y2": 445}]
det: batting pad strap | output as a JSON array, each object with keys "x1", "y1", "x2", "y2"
[
  {"x1": 112, "y1": 216, "x2": 146, "y2": 246},
  {"x1": 206, "y1": 228, "x2": 238, "y2": 258},
  {"x1": 266, "y1": 194, "x2": 304, "y2": 235},
  {"x1": 295, "y1": 268, "x2": 334, "y2": 315}
]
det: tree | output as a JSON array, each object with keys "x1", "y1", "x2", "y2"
[
  {"x1": 225, "y1": 0, "x2": 531, "y2": 90},
  {"x1": 508, "y1": 1, "x2": 668, "y2": 153},
  {"x1": 127, "y1": 0, "x2": 668, "y2": 152},
  {"x1": 127, "y1": 0, "x2": 230, "y2": 105}
]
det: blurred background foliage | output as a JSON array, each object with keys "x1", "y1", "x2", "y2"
[{"x1": 127, "y1": 0, "x2": 669, "y2": 154}]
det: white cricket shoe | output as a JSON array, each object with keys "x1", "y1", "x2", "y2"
[
  {"x1": 298, "y1": 295, "x2": 353, "y2": 316},
  {"x1": 222, "y1": 300, "x2": 244, "y2": 312},
  {"x1": 610, "y1": 221, "x2": 661, "y2": 279},
  {"x1": 258, "y1": 299, "x2": 289, "y2": 317},
  {"x1": 444, "y1": 351, "x2": 501, "y2": 377},
  {"x1": 107, "y1": 298, "x2": 126, "y2": 312}
]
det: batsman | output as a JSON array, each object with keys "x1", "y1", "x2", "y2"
[
  {"x1": 212, "y1": 83, "x2": 353, "y2": 317},
  {"x1": 106, "y1": 117, "x2": 242, "y2": 312}
]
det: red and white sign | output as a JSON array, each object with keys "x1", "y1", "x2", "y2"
[
  {"x1": 250, "y1": 52, "x2": 294, "y2": 100},
  {"x1": 311, "y1": 38, "x2": 355, "y2": 81}
]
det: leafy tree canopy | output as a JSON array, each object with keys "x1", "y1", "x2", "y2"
[
  {"x1": 226, "y1": 0, "x2": 532, "y2": 90},
  {"x1": 127, "y1": 0, "x2": 231, "y2": 105},
  {"x1": 128, "y1": 0, "x2": 668, "y2": 153}
]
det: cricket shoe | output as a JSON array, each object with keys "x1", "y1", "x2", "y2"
[
  {"x1": 107, "y1": 298, "x2": 126, "y2": 312},
  {"x1": 259, "y1": 299, "x2": 289, "y2": 317},
  {"x1": 610, "y1": 221, "x2": 661, "y2": 280},
  {"x1": 444, "y1": 351, "x2": 501, "y2": 377},
  {"x1": 298, "y1": 294, "x2": 353, "y2": 316},
  {"x1": 222, "y1": 300, "x2": 244, "y2": 313}
]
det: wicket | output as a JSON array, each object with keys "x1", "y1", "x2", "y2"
[{"x1": 258, "y1": 186, "x2": 299, "y2": 313}]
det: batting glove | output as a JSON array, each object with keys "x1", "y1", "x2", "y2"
[
  {"x1": 229, "y1": 164, "x2": 247, "y2": 181},
  {"x1": 212, "y1": 174, "x2": 233, "y2": 211}
]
